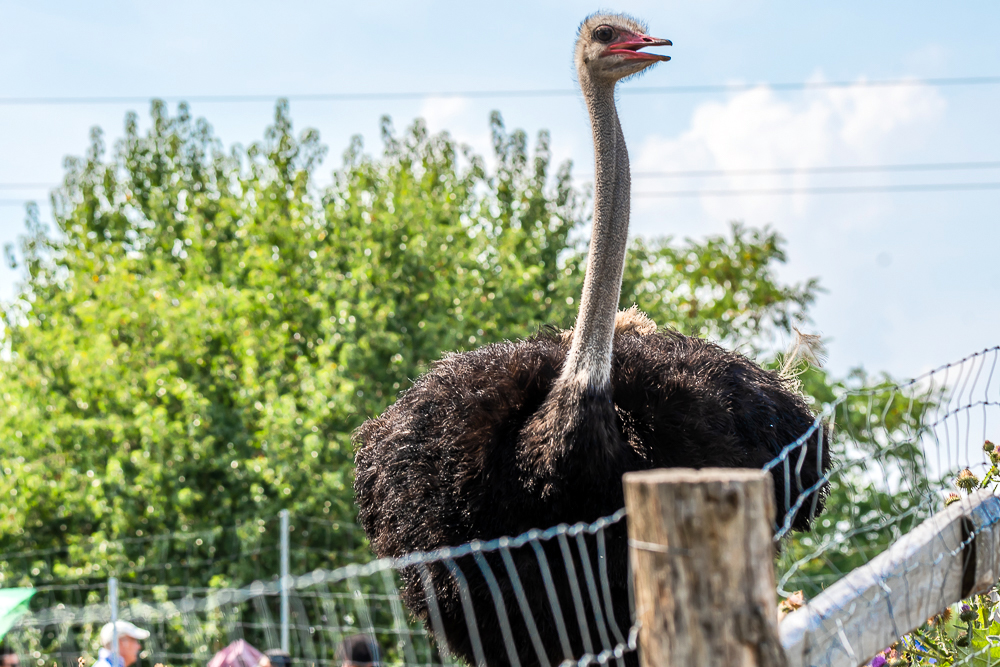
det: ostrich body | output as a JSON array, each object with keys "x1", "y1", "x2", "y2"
[{"x1": 354, "y1": 13, "x2": 830, "y2": 667}]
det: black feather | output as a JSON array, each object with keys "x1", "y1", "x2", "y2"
[{"x1": 354, "y1": 325, "x2": 830, "y2": 667}]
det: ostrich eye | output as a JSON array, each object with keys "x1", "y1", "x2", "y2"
[{"x1": 593, "y1": 25, "x2": 614, "y2": 43}]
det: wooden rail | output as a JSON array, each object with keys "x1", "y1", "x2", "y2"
[{"x1": 780, "y1": 489, "x2": 1000, "y2": 667}]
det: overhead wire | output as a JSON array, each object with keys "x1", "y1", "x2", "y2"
[
  {"x1": 3, "y1": 182, "x2": 1000, "y2": 207},
  {"x1": 0, "y1": 183, "x2": 54, "y2": 190},
  {"x1": 2, "y1": 161, "x2": 1000, "y2": 195},
  {"x1": 629, "y1": 160, "x2": 1000, "y2": 178},
  {"x1": 633, "y1": 182, "x2": 1000, "y2": 197},
  {"x1": 0, "y1": 75, "x2": 998, "y2": 106},
  {"x1": 581, "y1": 160, "x2": 1000, "y2": 179}
]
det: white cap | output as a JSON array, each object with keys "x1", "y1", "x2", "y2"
[{"x1": 99, "y1": 621, "x2": 150, "y2": 647}]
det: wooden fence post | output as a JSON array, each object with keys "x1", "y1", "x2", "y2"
[{"x1": 624, "y1": 468, "x2": 786, "y2": 667}]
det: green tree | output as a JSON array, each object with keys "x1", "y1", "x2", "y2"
[{"x1": 0, "y1": 100, "x2": 916, "y2": 607}]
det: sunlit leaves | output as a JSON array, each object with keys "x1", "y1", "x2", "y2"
[{"x1": 2, "y1": 101, "x2": 828, "y2": 602}]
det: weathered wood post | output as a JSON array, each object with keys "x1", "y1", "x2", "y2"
[{"x1": 624, "y1": 468, "x2": 786, "y2": 667}]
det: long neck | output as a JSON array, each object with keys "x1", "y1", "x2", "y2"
[{"x1": 559, "y1": 73, "x2": 631, "y2": 391}]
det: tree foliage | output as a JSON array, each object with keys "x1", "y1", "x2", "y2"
[{"x1": 1, "y1": 101, "x2": 912, "y2": 609}]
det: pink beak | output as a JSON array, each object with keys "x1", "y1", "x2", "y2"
[{"x1": 604, "y1": 32, "x2": 672, "y2": 62}]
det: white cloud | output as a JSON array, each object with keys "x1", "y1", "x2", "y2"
[
  {"x1": 631, "y1": 75, "x2": 947, "y2": 226},
  {"x1": 622, "y1": 76, "x2": 984, "y2": 378}
]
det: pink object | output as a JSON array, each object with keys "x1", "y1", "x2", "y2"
[{"x1": 207, "y1": 640, "x2": 269, "y2": 667}]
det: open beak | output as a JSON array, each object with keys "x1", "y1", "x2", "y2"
[{"x1": 605, "y1": 32, "x2": 672, "y2": 62}]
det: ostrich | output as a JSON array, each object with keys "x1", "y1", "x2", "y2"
[{"x1": 354, "y1": 12, "x2": 830, "y2": 667}]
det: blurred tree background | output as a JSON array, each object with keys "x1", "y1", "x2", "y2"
[{"x1": 0, "y1": 100, "x2": 937, "y2": 616}]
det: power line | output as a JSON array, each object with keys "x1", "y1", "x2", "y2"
[
  {"x1": 634, "y1": 182, "x2": 1000, "y2": 197},
  {"x1": 2, "y1": 182, "x2": 998, "y2": 207},
  {"x1": 3, "y1": 161, "x2": 1000, "y2": 193},
  {"x1": 629, "y1": 161, "x2": 1000, "y2": 179},
  {"x1": 0, "y1": 75, "x2": 998, "y2": 106},
  {"x1": 0, "y1": 183, "x2": 53, "y2": 190}
]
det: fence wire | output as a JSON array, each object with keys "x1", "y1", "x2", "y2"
[
  {"x1": 774, "y1": 346, "x2": 999, "y2": 580},
  {"x1": 6, "y1": 512, "x2": 633, "y2": 667},
  {"x1": 4, "y1": 345, "x2": 1000, "y2": 667},
  {"x1": 772, "y1": 346, "x2": 1000, "y2": 666}
]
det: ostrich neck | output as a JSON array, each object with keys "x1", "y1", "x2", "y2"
[{"x1": 560, "y1": 74, "x2": 631, "y2": 391}]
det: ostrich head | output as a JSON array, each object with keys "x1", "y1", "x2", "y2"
[{"x1": 574, "y1": 13, "x2": 671, "y2": 84}]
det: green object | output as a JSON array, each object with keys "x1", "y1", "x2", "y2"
[
  {"x1": 0, "y1": 588, "x2": 34, "y2": 641},
  {"x1": 0, "y1": 102, "x2": 851, "y2": 593}
]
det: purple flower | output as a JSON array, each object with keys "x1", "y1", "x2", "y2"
[
  {"x1": 870, "y1": 656, "x2": 887, "y2": 667},
  {"x1": 963, "y1": 604, "x2": 973, "y2": 612}
]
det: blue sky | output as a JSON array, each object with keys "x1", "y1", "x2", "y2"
[{"x1": 1, "y1": 0, "x2": 998, "y2": 380}]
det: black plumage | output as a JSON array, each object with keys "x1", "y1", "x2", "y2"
[
  {"x1": 353, "y1": 12, "x2": 830, "y2": 667},
  {"x1": 354, "y1": 324, "x2": 829, "y2": 666}
]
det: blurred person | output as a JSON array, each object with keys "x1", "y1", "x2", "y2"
[
  {"x1": 94, "y1": 621, "x2": 149, "y2": 667},
  {"x1": 335, "y1": 635, "x2": 380, "y2": 667},
  {"x1": 0, "y1": 644, "x2": 19, "y2": 667},
  {"x1": 263, "y1": 650, "x2": 290, "y2": 667}
]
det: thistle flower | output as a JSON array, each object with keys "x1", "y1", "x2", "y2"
[
  {"x1": 986, "y1": 440, "x2": 996, "y2": 453},
  {"x1": 869, "y1": 646, "x2": 900, "y2": 667},
  {"x1": 778, "y1": 590, "x2": 806, "y2": 621},
  {"x1": 946, "y1": 493, "x2": 962, "y2": 506},
  {"x1": 960, "y1": 604, "x2": 977, "y2": 622},
  {"x1": 957, "y1": 468, "x2": 980, "y2": 492}
]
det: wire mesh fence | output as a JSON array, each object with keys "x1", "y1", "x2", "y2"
[
  {"x1": 775, "y1": 346, "x2": 1000, "y2": 588},
  {"x1": 773, "y1": 345, "x2": 1000, "y2": 666},
  {"x1": 3, "y1": 345, "x2": 1000, "y2": 667},
  {"x1": 0, "y1": 516, "x2": 369, "y2": 604},
  {"x1": 5, "y1": 512, "x2": 634, "y2": 667}
]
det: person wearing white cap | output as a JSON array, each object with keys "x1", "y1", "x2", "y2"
[{"x1": 94, "y1": 621, "x2": 150, "y2": 667}]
